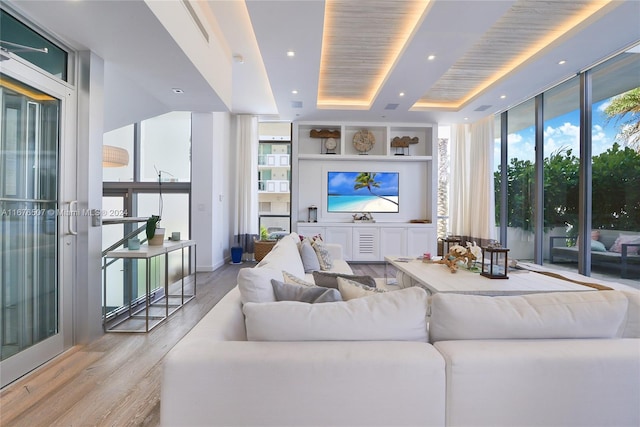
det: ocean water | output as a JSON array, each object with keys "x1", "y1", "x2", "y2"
[{"x1": 327, "y1": 195, "x2": 399, "y2": 212}]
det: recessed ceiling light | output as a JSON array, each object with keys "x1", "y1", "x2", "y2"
[
  {"x1": 558, "y1": 60, "x2": 566, "y2": 65},
  {"x1": 464, "y1": 117, "x2": 469, "y2": 120},
  {"x1": 286, "y1": 50, "x2": 295, "y2": 57},
  {"x1": 292, "y1": 90, "x2": 298, "y2": 94},
  {"x1": 172, "y1": 88, "x2": 184, "y2": 94},
  {"x1": 427, "y1": 55, "x2": 436, "y2": 61},
  {"x1": 500, "y1": 95, "x2": 506, "y2": 99},
  {"x1": 399, "y1": 92, "x2": 405, "y2": 97}
]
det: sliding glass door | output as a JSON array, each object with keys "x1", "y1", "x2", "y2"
[{"x1": 0, "y1": 67, "x2": 74, "y2": 387}]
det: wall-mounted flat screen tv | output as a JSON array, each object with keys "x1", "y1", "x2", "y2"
[{"x1": 327, "y1": 171, "x2": 399, "y2": 213}]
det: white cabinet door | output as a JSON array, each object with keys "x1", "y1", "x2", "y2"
[
  {"x1": 325, "y1": 227, "x2": 353, "y2": 261},
  {"x1": 407, "y1": 227, "x2": 436, "y2": 257},
  {"x1": 380, "y1": 227, "x2": 407, "y2": 257},
  {"x1": 352, "y1": 227, "x2": 380, "y2": 261}
]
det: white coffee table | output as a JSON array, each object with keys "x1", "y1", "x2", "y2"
[{"x1": 385, "y1": 256, "x2": 595, "y2": 296}]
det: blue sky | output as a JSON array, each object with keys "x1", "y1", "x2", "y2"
[
  {"x1": 327, "y1": 172, "x2": 399, "y2": 196},
  {"x1": 496, "y1": 97, "x2": 628, "y2": 169}
]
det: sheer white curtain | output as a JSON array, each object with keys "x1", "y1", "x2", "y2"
[
  {"x1": 233, "y1": 115, "x2": 259, "y2": 255},
  {"x1": 449, "y1": 123, "x2": 470, "y2": 235},
  {"x1": 449, "y1": 116, "x2": 496, "y2": 240}
]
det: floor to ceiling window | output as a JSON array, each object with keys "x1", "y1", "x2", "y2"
[
  {"x1": 589, "y1": 49, "x2": 640, "y2": 277},
  {"x1": 257, "y1": 122, "x2": 291, "y2": 238},
  {"x1": 102, "y1": 112, "x2": 192, "y2": 325},
  {"x1": 495, "y1": 43, "x2": 640, "y2": 283},
  {"x1": 502, "y1": 98, "x2": 536, "y2": 260},
  {"x1": 542, "y1": 77, "x2": 580, "y2": 270}
]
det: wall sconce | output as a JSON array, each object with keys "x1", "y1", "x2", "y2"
[
  {"x1": 102, "y1": 145, "x2": 129, "y2": 168},
  {"x1": 308, "y1": 205, "x2": 318, "y2": 223},
  {"x1": 481, "y1": 246, "x2": 510, "y2": 279}
]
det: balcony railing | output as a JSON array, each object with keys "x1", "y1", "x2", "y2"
[
  {"x1": 258, "y1": 154, "x2": 290, "y2": 167},
  {"x1": 258, "y1": 179, "x2": 290, "y2": 193}
]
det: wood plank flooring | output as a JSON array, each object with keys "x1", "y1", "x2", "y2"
[
  {"x1": 0, "y1": 262, "x2": 386, "y2": 426},
  {"x1": 0, "y1": 261, "x2": 247, "y2": 427}
]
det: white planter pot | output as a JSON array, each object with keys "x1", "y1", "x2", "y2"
[{"x1": 149, "y1": 228, "x2": 166, "y2": 246}]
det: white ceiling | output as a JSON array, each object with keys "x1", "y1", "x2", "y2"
[{"x1": 5, "y1": 0, "x2": 640, "y2": 130}]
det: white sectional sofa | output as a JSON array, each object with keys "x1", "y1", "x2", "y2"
[{"x1": 161, "y1": 233, "x2": 640, "y2": 427}]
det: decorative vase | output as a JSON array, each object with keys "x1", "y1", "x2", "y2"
[
  {"x1": 128, "y1": 238, "x2": 140, "y2": 250},
  {"x1": 148, "y1": 228, "x2": 165, "y2": 246}
]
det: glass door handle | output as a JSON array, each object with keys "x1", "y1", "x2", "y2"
[{"x1": 68, "y1": 200, "x2": 78, "y2": 235}]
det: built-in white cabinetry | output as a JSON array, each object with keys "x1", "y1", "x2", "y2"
[
  {"x1": 293, "y1": 120, "x2": 438, "y2": 262},
  {"x1": 352, "y1": 227, "x2": 379, "y2": 261},
  {"x1": 407, "y1": 227, "x2": 436, "y2": 257},
  {"x1": 325, "y1": 227, "x2": 353, "y2": 260},
  {"x1": 380, "y1": 227, "x2": 406, "y2": 257},
  {"x1": 297, "y1": 223, "x2": 436, "y2": 262}
]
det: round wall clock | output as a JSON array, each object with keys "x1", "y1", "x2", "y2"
[{"x1": 353, "y1": 130, "x2": 375, "y2": 153}]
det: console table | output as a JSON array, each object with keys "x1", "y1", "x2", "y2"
[
  {"x1": 385, "y1": 256, "x2": 594, "y2": 296},
  {"x1": 103, "y1": 240, "x2": 196, "y2": 333}
]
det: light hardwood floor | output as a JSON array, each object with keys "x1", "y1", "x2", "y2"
[
  {"x1": 0, "y1": 261, "x2": 386, "y2": 426},
  {"x1": 0, "y1": 261, "x2": 247, "y2": 427}
]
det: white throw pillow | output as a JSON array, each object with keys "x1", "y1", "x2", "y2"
[
  {"x1": 429, "y1": 291, "x2": 629, "y2": 342},
  {"x1": 237, "y1": 267, "x2": 283, "y2": 304},
  {"x1": 337, "y1": 276, "x2": 387, "y2": 300},
  {"x1": 243, "y1": 287, "x2": 429, "y2": 342},
  {"x1": 256, "y1": 234, "x2": 305, "y2": 279}
]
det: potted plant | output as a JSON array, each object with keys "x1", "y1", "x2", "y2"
[
  {"x1": 254, "y1": 226, "x2": 276, "y2": 261},
  {"x1": 146, "y1": 215, "x2": 165, "y2": 246}
]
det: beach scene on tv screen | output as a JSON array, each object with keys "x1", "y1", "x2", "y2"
[{"x1": 327, "y1": 172, "x2": 399, "y2": 213}]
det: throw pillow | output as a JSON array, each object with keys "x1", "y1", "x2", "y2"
[
  {"x1": 271, "y1": 279, "x2": 342, "y2": 303},
  {"x1": 609, "y1": 234, "x2": 640, "y2": 254},
  {"x1": 590, "y1": 239, "x2": 607, "y2": 252},
  {"x1": 337, "y1": 277, "x2": 387, "y2": 301},
  {"x1": 243, "y1": 287, "x2": 429, "y2": 342},
  {"x1": 311, "y1": 238, "x2": 333, "y2": 270},
  {"x1": 312, "y1": 271, "x2": 377, "y2": 289},
  {"x1": 299, "y1": 238, "x2": 321, "y2": 273},
  {"x1": 282, "y1": 270, "x2": 315, "y2": 287},
  {"x1": 237, "y1": 267, "x2": 283, "y2": 304}
]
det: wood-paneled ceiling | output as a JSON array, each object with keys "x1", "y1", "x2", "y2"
[{"x1": 246, "y1": 0, "x2": 640, "y2": 123}]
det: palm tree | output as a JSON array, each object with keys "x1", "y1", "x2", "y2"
[
  {"x1": 353, "y1": 172, "x2": 398, "y2": 206},
  {"x1": 604, "y1": 87, "x2": 640, "y2": 152}
]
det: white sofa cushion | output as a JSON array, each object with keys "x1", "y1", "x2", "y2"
[
  {"x1": 429, "y1": 290, "x2": 629, "y2": 342},
  {"x1": 618, "y1": 288, "x2": 640, "y2": 338},
  {"x1": 256, "y1": 232, "x2": 305, "y2": 279},
  {"x1": 435, "y1": 339, "x2": 640, "y2": 427},
  {"x1": 243, "y1": 287, "x2": 429, "y2": 342},
  {"x1": 237, "y1": 267, "x2": 283, "y2": 304}
]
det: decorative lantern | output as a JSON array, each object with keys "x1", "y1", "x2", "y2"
[
  {"x1": 308, "y1": 205, "x2": 318, "y2": 223},
  {"x1": 441, "y1": 236, "x2": 461, "y2": 256},
  {"x1": 481, "y1": 246, "x2": 510, "y2": 279}
]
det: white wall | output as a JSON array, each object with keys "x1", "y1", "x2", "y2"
[{"x1": 191, "y1": 112, "x2": 231, "y2": 271}]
